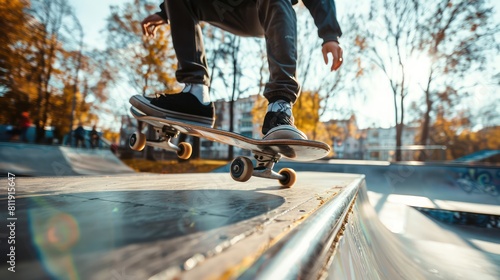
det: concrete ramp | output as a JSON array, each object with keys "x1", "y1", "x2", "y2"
[
  {"x1": 0, "y1": 143, "x2": 134, "y2": 176},
  {"x1": 58, "y1": 146, "x2": 134, "y2": 175},
  {"x1": 328, "y1": 183, "x2": 500, "y2": 279}
]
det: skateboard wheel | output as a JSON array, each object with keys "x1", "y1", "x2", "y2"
[
  {"x1": 129, "y1": 132, "x2": 146, "y2": 151},
  {"x1": 177, "y1": 142, "x2": 192, "y2": 160},
  {"x1": 230, "y1": 157, "x2": 253, "y2": 182},
  {"x1": 278, "y1": 168, "x2": 296, "y2": 188}
]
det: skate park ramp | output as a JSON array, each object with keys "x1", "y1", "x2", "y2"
[
  {"x1": 0, "y1": 142, "x2": 134, "y2": 176},
  {"x1": 326, "y1": 181, "x2": 500, "y2": 279}
]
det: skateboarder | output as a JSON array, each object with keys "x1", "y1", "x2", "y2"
[
  {"x1": 74, "y1": 123, "x2": 86, "y2": 148},
  {"x1": 130, "y1": 0, "x2": 343, "y2": 140},
  {"x1": 90, "y1": 125, "x2": 100, "y2": 148}
]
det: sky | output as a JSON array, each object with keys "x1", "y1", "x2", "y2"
[
  {"x1": 68, "y1": 0, "x2": 499, "y2": 131},
  {"x1": 69, "y1": 0, "x2": 123, "y2": 50}
]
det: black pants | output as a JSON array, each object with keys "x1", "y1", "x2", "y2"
[{"x1": 165, "y1": 0, "x2": 300, "y2": 103}]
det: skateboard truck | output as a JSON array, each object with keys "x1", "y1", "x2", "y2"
[
  {"x1": 129, "y1": 125, "x2": 193, "y2": 160},
  {"x1": 230, "y1": 152, "x2": 297, "y2": 188}
]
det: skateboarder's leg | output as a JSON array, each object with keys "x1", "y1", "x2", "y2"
[
  {"x1": 257, "y1": 0, "x2": 300, "y2": 104},
  {"x1": 254, "y1": 0, "x2": 305, "y2": 140},
  {"x1": 130, "y1": 0, "x2": 218, "y2": 127},
  {"x1": 165, "y1": 0, "x2": 208, "y2": 87},
  {"x1": 197, "y1": 0, "x2": 299, "y2": 102},
  {"x1": 166, "y1": 0, "x2": 263, "y2": 85},
  {"x1": 130, "y1": 0, "x2": 262, "y2": 127}
]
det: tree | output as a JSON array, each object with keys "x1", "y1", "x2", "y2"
[
  {"x1": 0, "y1": 0, "x2": 121, "y2": 146},
  {"x1": 352, "y1": 0, "x2": 499, "y2": 161},
  {"x1": 294, "y1": 91, "x2": 324, "y2": 141},
  {"x1": 0, "y1": 0, "x2": 96, "y2": 142},
  {"x1": 351, "y1": 0, "x2": 423, "y2": 161},
  {"x1": 28, "y1": 0, "x2": 76, "y2": 142},
  {"x1": 105, "y1": 0, "x2": 177, "y2": 96},
  {"x1": 295, "y1": 6, "x2": 355, "y2": 116},
  {"x1": 0, "y1": 0, "x2": 30, "y2": 99},
  {"x1": 414, "y1": 0, "x2": 499, "y2": 158},
  {"x1": 49, "y1": 49, "x2": 116, "y2": 140},
  {"x1": 428, "y1": 107, "x2": 500, "y2": 161}
]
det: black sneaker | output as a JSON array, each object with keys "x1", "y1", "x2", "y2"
[
  {"x1": 129, "y1": 93, "x2": 215, "y2": 127},
  {"x1": 262, "y1": 111, "x2": 307, "y2": 140}
]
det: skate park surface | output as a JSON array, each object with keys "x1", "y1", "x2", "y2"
[{"x1": 0, "y1": 146, "x2": 499, "y2": 279}]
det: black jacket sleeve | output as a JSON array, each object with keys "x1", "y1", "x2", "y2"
[
  {"x1": 155, "y1": 2, "x2": 169, "y2": 22},
  {"x1": 302, "y1": 0, "x2": 342, "y2": 44}
]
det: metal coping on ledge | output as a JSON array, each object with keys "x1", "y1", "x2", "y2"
[{"x1": 239, "y1": 177, "x2": 363, "y2": 280}]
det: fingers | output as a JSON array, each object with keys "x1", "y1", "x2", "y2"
[
  {"x1": 322, "y1": 42, "x2": 343, "y2": 72},
  {"x1": 146, "y1": 24, "x2": 158, "y2": 38},
  {"x1": 141, "y1": 15, "x2": 166, "y2": 38},
  {"x1": 141, "y1": 21, "x2": 150, "y2": 37},
  {"x1": 142, "y1": 22, "x2": 158, "y2": 38},
  {"x1": 141, "y1": 20, "x2": 153, "y2": 37},
  {"x1": 332, "y1": 48, "x2": 343, "y2": 71}
]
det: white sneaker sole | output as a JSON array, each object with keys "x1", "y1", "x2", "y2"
[{"x1": 263, "y1": 125, "x2": 308, "y2": 140}]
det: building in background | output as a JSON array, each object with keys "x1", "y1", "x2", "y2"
[
  {"x1": 328, "y1": 115, "x2": 364, "y2": 159},
  {"x1": 363, "y1": 127, "x2": 419, "y2": 161},
  {"x1": 205, "y1": 95, "x2": 260, "y2": 158}
]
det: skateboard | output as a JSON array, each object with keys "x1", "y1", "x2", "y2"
[{"x1": 128, "y1": 106, "x2": 330, "y2": 187}]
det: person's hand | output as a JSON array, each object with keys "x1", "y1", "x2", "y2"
[
  {"x1": 322, "y1": 41, "x2": 343, "y2": 71},
  {"x1": 141, "y1": 14, "x2": 167, "y2": 38}
]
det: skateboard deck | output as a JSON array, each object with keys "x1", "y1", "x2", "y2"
[{"x1": 129, "y1": 106, "x2": 330, "y2": 187}]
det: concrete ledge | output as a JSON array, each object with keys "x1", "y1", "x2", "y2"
[
  {"x1": 238, "y1": 177, "x2": 361, "y2": 279},
  {"x1": 0, "y1": 172, "x2": 363, "y2": 280}
]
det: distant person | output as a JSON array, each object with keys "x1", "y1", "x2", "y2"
[
  {"x1": 110, "y1": 142, "x2": 118, "y2": 154},
  {"x1": 19, "y1": 112, "x2": 31, "y2": 142},
  {"x1": 9, "y1": 112, "x2": 32, "y2": 142},
  {"x1": 74, "y1": 124, "x2": 86, "y2": 148},
  {"x1": 90, "y1": 125, "x2": 100, "y2": 149}
]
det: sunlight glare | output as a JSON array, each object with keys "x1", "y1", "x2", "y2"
[{"x1": 405, "y1": 54, "x2": 432, "y2": 87}]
